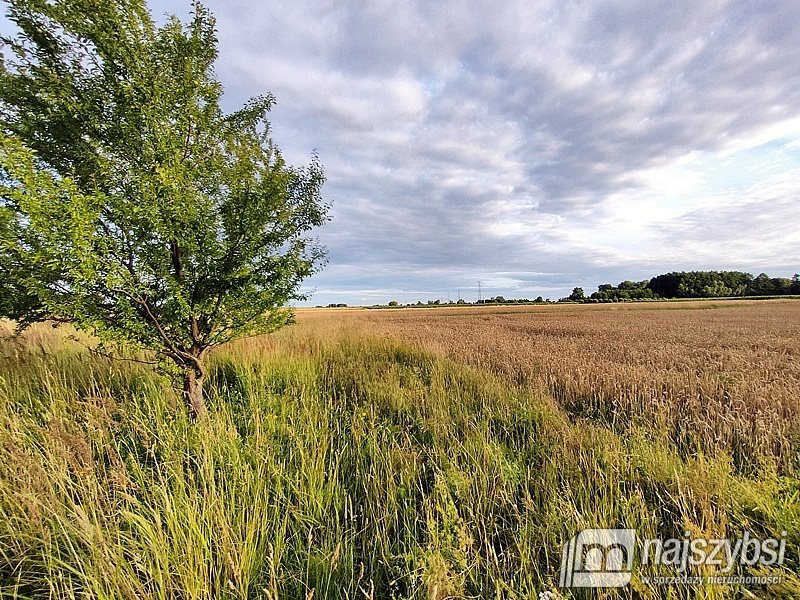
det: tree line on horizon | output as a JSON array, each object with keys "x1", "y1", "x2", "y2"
[
  {"x1": 566, "y1": 270, "x2": 800, "y2": 302},
  {"x1": 327, "y1": 270, "x2": 800, "y2": 308}
]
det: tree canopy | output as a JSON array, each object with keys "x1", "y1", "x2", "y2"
[
  {"x1": 584, "y1": 271, "x2": 799, "y2": 302},
  {"x1": 0, "y1": 0, "x2": 329, "y2": 417}
]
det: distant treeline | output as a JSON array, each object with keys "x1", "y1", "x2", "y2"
[
  {"x1": 566, "y1": 270, "x2": 800, "y2": 302},
  {"x1": 318, "y1": 270, "x2": 800, "y2": 308},
  {"x1": 324, "y1": 297, "x2": 550, "y2": 309}
]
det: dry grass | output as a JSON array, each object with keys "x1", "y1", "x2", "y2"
[{"x1": 299, "y1": 300, "x2": 800, "y2": 474}]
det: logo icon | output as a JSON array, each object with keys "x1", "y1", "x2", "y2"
[{"x1": 559, "y1": 528, "x2": 636, "y2": 588}]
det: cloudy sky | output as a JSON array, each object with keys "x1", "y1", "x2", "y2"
[{"x1": 15, "y1": 1, "x2": 800, "y2": 303}]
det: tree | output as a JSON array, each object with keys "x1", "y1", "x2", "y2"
[
  {"x1": 649, "y1": 272, "x2": 682, "y2": 298},
  {"x1": 750, "y1": 273, "x2": 775, "y2": 296},
  {"x1": 388, "y1": 300, "x2": 399, "y2": 307},
  {"x1": 0, "y1": 0, "x2": 328, "y2": 419},
  {"x1": 719, "y1": 271, "x2": 752, "y2": 296},
  {"x1": 771, "y1": 278, "x2": 792, "y2": 295},
  {"x1": 702, "y1": 280, "x2": 732, "y2": 298},
  {"x1": 569, "y1": 287, "x2": 585, "y2": 302}
]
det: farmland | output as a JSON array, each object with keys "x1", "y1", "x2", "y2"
[
  {"x1": 1, "y1": 300, "x2": 798, "y2": 599},
  {"x1": 336, "y1": 299, "x2": 800, "y2": 475}
]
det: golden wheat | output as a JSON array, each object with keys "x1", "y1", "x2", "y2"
[{"x1": 297, "y1": 300, "x2": 800, "y2": 473}]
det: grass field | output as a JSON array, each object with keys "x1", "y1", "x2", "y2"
[{"x1": 1, "y1": 301, "x2": 798, "y2": 599}]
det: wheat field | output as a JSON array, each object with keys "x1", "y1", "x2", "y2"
[
  {"x1": 328, "y1": 300, "x2": 800, "y2": 475},
  {"x1": 0, "y1": 300, "x2": 798, "y2": 599}
]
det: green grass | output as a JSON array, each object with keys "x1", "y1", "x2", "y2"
[{"x1": 0, "y1": 328, "x2": 797, "y2": 599}]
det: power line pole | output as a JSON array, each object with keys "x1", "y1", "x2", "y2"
[{"x1": 477, "y1": 280, "x2": 482, "y2": 304}]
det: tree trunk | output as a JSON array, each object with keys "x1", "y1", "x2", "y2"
[{"x1": 183, "y1": 368, "x2": 207, "y2": 420}]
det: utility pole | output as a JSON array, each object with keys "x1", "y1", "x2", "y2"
[{"x1": 477, "y1": 280, "x2": 482, "y2": 304}]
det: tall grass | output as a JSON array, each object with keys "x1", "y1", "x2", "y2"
[{"x1": 0, "y1": 317, "x2": 797, "y2": 599}]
